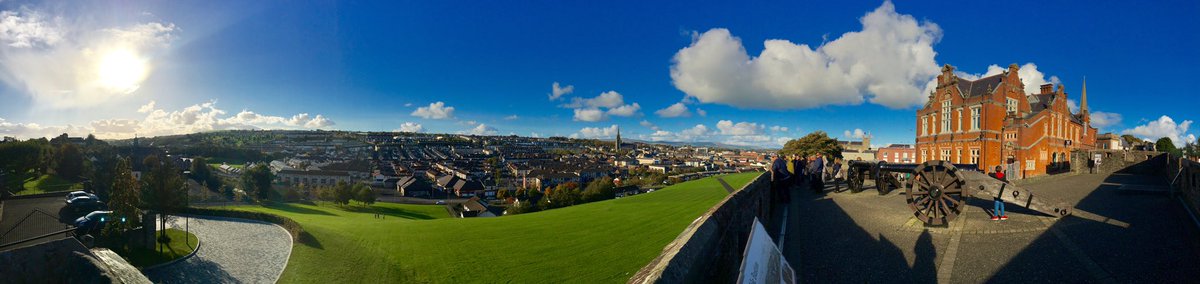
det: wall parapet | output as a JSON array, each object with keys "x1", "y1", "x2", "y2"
[{"x1": 630, "y1": 172, "x2": 772, "y2": 284}]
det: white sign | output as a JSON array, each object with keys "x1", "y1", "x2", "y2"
[{"x1": 737, "y1": 218, "x2": 796, "y2": 284}]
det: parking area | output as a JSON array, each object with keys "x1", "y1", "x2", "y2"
[
  {"x1": 0, "y1": 194, "x2": 78, "y2": 250},
  {"x1": 776, "y1": 172, "x2": 1200, "y2": 283}
]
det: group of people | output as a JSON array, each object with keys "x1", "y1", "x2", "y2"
[{"x1": 770, "y1": 153, "x2": 849, "y2": 204}]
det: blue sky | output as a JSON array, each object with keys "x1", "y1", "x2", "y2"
[{"x1": 0, "y1": 0, "x2": 1197, "y2": 147}]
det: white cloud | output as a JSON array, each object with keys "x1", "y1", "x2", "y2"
[
  {"x1": 395, "y1": 122, "x2": 423, "y2": 133},
  {"x1": 404, "y1": 103, "x2": 413, "y2": 107},
  {"x1": 843, "y1": 128, "x2": 868, "y2": 139},
  {"x1": 1089, "y1": 111, "x2": 1122, "y2": 129},
  {"x1": 0, "y1": 100, "x2": 336, "y2": 139},
  {"x1": 575, "y1": 124, "x2": 619, "y2": 139},
  {"x1": 696, "y1": 108, "x2": 707, "y2": 117},
  {"x1": 411, "y1": 101, "x2": 455, "y2": 119},
  {"x1": 606, "y1": 103, "x2": 641, "y2": 117},
  {"x1": 0, "y1": 8, "x2": 178, "y2": 109},
  {"x1": 1122, "y1": 115, "x2": 1194, "y2": 147},
  {"x1": 770, "y1": 125, "x2": 789, "y2": 132},
  {"x1": 716, "y1": 120, "x2": 764, "y2": 135},
  {"x1": 670, "y1": 2, "x2": 942, "y2": 110},
  {"x1": 137, "y1": 100, "x2": 156, "y2": 113},
  {"x1": 504, "y1": 115, "x2": 519, "y2": 120},
  {"x1": 461, "y1": 120, "x2": 479, "y2": 126},
  {"x1": 573, "y1": 108, "x2": 606, "y2": 122},
  {"x1": 0, "y1": 9, "x2": 63, "y2": 48},
  {"x1": 639, "y1": 120, "x2": 660, "y2": 131},
  {"x1": 549, "y1": 82, "x2": 574, "y2": 100},
  {"x1": 564, "y1": 90, "x2": 624, "y2": 108},
  {"x1": 655, "y1": 102, "x2": 691, "y2": 118},
  {"x1": 954, "y1": 63, "x2": 1060, "y2": 96},
  {"x1": 1067, "y1": 99, "x2": 1079, "y2": 113},
  {"x1": 467, "y1": 123, "x2": 497, "y2": 136}
]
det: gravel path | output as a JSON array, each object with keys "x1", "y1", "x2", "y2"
[{"x1": 143, "y1": 216, "x2": 292, "y2": 284}]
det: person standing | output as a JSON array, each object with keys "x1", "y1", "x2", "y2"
[
  {"x1": 831, "y1": 159, "x2": 845, "y2": 192},
  {"x1": 991, "y1": 165, "x2": 1008, "y2": 221},
  {"x1": 809, "y1": 154, "x2": 825, "y2": 193},
  {"x1": 770, "y1": 155, "x2": 792, "y2": 204},
  {"x1": 792, "y1": 154, "x2": 806, "y2": 191}
]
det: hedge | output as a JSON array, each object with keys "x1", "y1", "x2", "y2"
[{"x1": 182, "y1": 207, "x2": 312, "y2": 244}]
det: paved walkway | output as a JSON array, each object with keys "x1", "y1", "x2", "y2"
[
  {"x1": 775, "y1": 172, "x2": 1200, "y2": 283},
  {"x1": 144, "y1": 216, "x2": 292, "y2": 284}
]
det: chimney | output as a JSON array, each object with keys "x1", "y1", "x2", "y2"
[{"x1": 1040, "y1": 84, "x2": 1053, "y2": 94}]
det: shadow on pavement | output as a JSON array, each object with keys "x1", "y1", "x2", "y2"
[
  {"x1": 988, "y1": 172, "x2": 1200, "y2": 282},
  {"x1": 779, "y1": 186, "x2": 939, "y2": 282},
  {"x1": 144, "y1": 256, "x2": 238, "y2": 284}
]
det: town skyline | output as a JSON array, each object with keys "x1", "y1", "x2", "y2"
[{"x1": 1, "y1": 1, "x2": 1197, "y2": 148}]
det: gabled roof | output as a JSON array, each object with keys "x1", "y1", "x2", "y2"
[{"x1": 955, "y1": 74, "x2": 1004, "y2": 98}]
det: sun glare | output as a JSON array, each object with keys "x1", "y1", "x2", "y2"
[{"x1": 96, "y1": 49, "x2": 148, "y2": 93}]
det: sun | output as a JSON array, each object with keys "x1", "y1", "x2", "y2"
[{"x1": 96, "y1": 49, "x2": 148, "y2": 94}]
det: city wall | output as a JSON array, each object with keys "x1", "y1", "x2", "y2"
[
  {"x1": 1071, "y1": 149, "x2": 1200, "y2": 226},
  {"x1": 630, "y1": 172, "x2": 771, "y2": 284}
]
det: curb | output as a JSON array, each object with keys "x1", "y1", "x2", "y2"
[{"x1": 140, "y1": 230, "x2": 202, "y2": 272}]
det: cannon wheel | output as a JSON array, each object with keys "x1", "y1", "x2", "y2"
[
  {"x1": 847, "y1": 167, "x2": 865, "y2": 193},
  {"x1": 906, "y1": 160, "x2": 966, "y2": 226}
]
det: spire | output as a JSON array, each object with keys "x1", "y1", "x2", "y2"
[
  {"x1": 615, "y1": 126, "x2": 621, "y2": 150},
  {"x1": 1080, "y1": 77, "x2": 1089, "y2": 115}
]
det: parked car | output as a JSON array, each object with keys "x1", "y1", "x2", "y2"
[
  {"x1": 65, "y1": 191, "x2": 97, "y2": 202},
  {"x1": 436, "y1": 200, "x2": 446, "y2": 205},
  {"x1": 66, "y1": 196, "x2": 107, "y2": 213},
  {"x1": 74, "y1": 211, "x2": 113, "y2": 235}
]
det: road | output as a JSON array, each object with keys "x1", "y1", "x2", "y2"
[
  {"x1": 143, "y1": 216, "x2": 292, "y2": 284},
  {"x1": 774, "y1": 172, "x2": 1200, "y2": 283}
]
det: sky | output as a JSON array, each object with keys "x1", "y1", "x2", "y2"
[{"x1": 0, "y1": 0, "x2": 1197, "y2": 148}]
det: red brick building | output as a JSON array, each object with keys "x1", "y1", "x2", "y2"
[
  {"x1": 877, "y1": 144, "x2": 916, "y2": 163},
  {"x1": 915, "y1": 64, "x2": 1097, "y2": 178}
]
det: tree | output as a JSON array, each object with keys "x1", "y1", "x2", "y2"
[
  {"x1": 102, "y1": 157, "x2": 140, "y2": 241},
  {"x1": 190, "y1": 157, "x2": 219, "y2": 191},
  {"x1": 780, "y1": 131, "x2": 844, "y2": 159},
  {"x1": 581, "y1": 177, "x2": 616, "y2": 203},
  {"x1": 316, "y1": 185, "x2": 334, "y2": 204},
  {"x1": 1156, "y1": 137, "x2": 1182, "y2": 156},
  {"x1": 241, "y1": 164, "x2": 274, "y2": 201},
  {"x1": 496, "y1": 188, "x2": 510, "y2": 200},
  {"x1": 355, "y1": 186, "x2": 377, "y2": 206},
  {"x1": 222, "y1": 184, "x2": 235, "y2": 201},
  {"x1": 140, "y1": 155, "x2": 187, "y2": 249},
  {"x1": 332, "y1": 181, "x2": 355, "y2": 205},
  {"x1": 56, "y1": 144, "x2": 83, "y2": 180},
  {"x1": 285, "y1": 188, "x2": 301, "y2": 201}
]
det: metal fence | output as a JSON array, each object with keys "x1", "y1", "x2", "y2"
[{"x1": 0, "y1": 209, "x2": 74, "y2": 250}]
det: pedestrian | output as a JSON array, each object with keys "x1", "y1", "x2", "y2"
[
  {"x1": 770, "y1": 154, "x2": 792, "y2": 204},
  {"x1": 809, "y1": 154, "x2": 825, "y2": 193},
  {"x1": 792, "y1": 154, "x2": 806, "y2": 191},
  {"x1": 991, "y1": 165, "x2": 1008, "y2": 221},
  {"x1": 831, "y1": 159, "x2": 845, "y2": 192}
]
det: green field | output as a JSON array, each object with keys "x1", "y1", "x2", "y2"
[
  {"x1": 219, "y1": 172, "x2": 761, "y2": 283},
  {"x1": 17, "y1": 174, "x2": 83, "y2": 195},
  {"x1": 121, "y1": 228, "x2": 200, "y2": 268}
]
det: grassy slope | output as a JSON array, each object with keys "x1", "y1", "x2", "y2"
[
  {"x1": 122, "y1": 228, "x2": 199, "y2": 268},
  {"x1": 224, "y1": 172, "x2": 760, "y2": 283},
  {"x1": 18, "y1": 174, "x2": 83, "y2": 195}
]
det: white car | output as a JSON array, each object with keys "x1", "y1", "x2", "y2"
[{"x1": 66, "y1": 191, "x2": 98, "y2": 203}]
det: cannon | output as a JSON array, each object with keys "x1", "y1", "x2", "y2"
[{"x1": 844, "y1": 160, "x2": 1073, "y2": 226}]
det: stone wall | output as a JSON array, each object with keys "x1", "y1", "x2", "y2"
[
  {"x1": 1070, "y1": 150, "x2": 1164, "y2": 175},
  {"x1": 1167, "y1": 157, "x2": 1200, "y2": 224},
  {"x1": 0, "y1": 238, "x2": 116, "y2": 283},
  {"x1": 629, "y1": 172, "x2": 771, "y2": 284}
]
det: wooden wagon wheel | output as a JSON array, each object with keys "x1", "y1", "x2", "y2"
[{"x1": 906, "y1": 160, "x2": 967, "y2": 226}]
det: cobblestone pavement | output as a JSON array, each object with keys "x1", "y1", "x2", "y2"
[
  {"x1": 143, "y1": 216, "x2": 292, "y2": 284},
  {"x1": 774, "y1": 172, "x2": 1200, "y2": 283}
]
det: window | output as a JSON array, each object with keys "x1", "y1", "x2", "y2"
[
  {"x1": 921, "y1": 116, "x2": 928, "y2": 136},
  {"x1": 956, "y1": 109, "x2": 962, "y2": 132},
  {"x1": 1040, "y1": 150, "x2": 1047, "y2": 160},
  {"x1": 921, "y1": 150, "x2": 927, "y2": 162},
  {"x1": 970, "y1": 106, "x2": 981, "y2": 130},
  {"x1": 941, "y1": 149, "x2": 951, "y2": 161},
  {"x1": 955, "y1": 148, "x2": 962, "y2": 163},
  {"x1": 970, "y1": 148, "x2": 980, "y2": 164},
  {"x1": 1006, "y1": 98, "x2": 1018, "y2": 114},
  {"x1": 941, "y1": 101, "x2": 951, "y2": 133}
]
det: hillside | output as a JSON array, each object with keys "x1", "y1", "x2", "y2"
[{"x1": 221, "y1": 172, "x2": 762, "y2": 283}]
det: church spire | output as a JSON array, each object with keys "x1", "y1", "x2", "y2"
[
  {"x1": 1080, "y1": 77, "x2": 1089, "y2": 115},
  {"x1": 615, "y1": 125, "x2": 621, "y2": 150}
]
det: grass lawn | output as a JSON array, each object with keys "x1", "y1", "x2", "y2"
[
  {"x1": 219, "y1": 172, "x2": 761, "y2": 283},
  {"x1": 208, "y1": 163, "x2": 245, "y2": 170},
  {"x1": 17, "y1": 174, "x2": 83, "y2": 195},
  {"x1": 118, "y1": 228, "x2": 199, "y2": 268}
]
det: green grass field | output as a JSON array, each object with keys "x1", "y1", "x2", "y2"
[
  {"x1": 219, "y1": 172, "x2": 761, "y2": 283},
  {"x1": 120, "y1": 228, "x2": 199, "y2": 268},
  {"x1": 17, "y1": 174, "x2": 83, "y2": 195}
]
